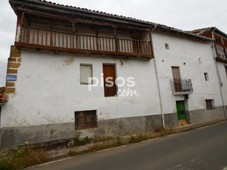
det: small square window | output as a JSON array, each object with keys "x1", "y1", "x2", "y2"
[
  {"x1": 165, "y1": 43, "x2": 169, "y2": 50},
  {"x1": 204, "y1": 72, "x2": 209, "y2": 81},
  {"x1": 80, "y1": 64, "x2": 92, "y2": 85},
  {"x1": 205, "y1": 99, "x2": 214, "y2": 110},
  {"x1": 75, "y1": 110, "x2": 97, "y2": 130}
]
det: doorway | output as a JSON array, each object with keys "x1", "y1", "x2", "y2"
[
  {"x1": 176, "y1": 100, "x2": 188, "y2": 126},
  {"x1": 103, "y1": 64, "x2": 117, "y2": 97},
  {"x1": 172, "y1": 66, "x2": 182, "y2": 92}
]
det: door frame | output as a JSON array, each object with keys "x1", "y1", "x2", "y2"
[
  {"x1": 172, "y1": 66, "x2": 182, "y2": 92},
  {"x1": 103, "y1": 63, "x2": 117, "y2": 97},
  {"x1": 176, "y1": 100, "x2": 190, "y2": 125}
]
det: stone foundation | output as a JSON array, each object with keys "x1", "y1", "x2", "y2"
[
  {"x1": 0, "y1": 114, "x2": 164, "y2": 148},
  {"x1": 189, "y1": 106, "x2": 225, "y2": 124},
  {"x1": 0, "y1": 109, "x2": 226, "y2": 149}
]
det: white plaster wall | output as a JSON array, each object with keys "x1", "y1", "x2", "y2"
[
  {"x1": 2, "y1": 50, "x2": 160, "y2": 127},
  {"x1": 217, "y1": 62, "x2": 227, "y2": 105},
  {"x1": 152, "y1": 32, "x2": 222, "y2": 114}
]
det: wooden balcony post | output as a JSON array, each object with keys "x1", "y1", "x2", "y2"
[
  {"x1": 50, "y1": 23, "x2": 53, "y2": 47},
  {"x1": 73, "y1": 23, "x2": 79, "y2": 49},
  {"x1": 148, "y1": 29, "x2": 154, "y2": 58},
  {"x1": 95, "y1": 30, "x2": 99, "y2": 51},
  {"x1": 15, "y1": 12, "x2": 24, "y2": 42},
  {"x1": 113, "y1": 27, "x2": 119, "y2": 52}
]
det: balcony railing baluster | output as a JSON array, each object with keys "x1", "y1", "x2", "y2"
[
  {"x1": 16, "y1": 26, "x2": 152, "y2": 58},
  {"x1": 171, "y1": 79, "x2": 193, "y2": 95}
]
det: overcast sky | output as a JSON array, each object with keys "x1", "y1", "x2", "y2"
[{"x1": 0, "y1": 0, "x2": 227, "y2": 86}]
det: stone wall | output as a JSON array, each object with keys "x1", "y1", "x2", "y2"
[{"x1": 5, "y1": 46, "x2": 21, "y2": 94}]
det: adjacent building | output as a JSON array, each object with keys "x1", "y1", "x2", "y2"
[
  {"x1": 192, "y1": 27, "x2": 227, "y2": 112},
  {"x1": 0, "y1": 0, "x2": 226, "y2": 148}
]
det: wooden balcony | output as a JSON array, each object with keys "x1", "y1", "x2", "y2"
[{"x1": 15, "y1": 26, "x2": 152, "y2": 59}]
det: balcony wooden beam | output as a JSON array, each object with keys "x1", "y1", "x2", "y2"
[{"x1": 16, "y1": 7, "x2": 149, "y2": 31}]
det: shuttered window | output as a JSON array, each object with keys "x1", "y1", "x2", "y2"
[
  {"x1": 75, "y1": 110, "x2": 97, "y2": 130},
  {"x1": 103, "y1": 64, "x2": 117, "y2": 97},
  {"x1": 80, "y1": 64, "x2": 92, "y2": 85}
]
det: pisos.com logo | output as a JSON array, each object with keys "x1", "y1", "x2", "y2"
[{"x1": 87, "y1": 74, "x2": 138, "y2": 97}]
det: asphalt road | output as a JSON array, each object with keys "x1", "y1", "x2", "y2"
[{"x1": 25, "y1": 121, "x2": 227, "y2": 170}]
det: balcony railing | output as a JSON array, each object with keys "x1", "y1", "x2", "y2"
[
  {"x1": 15, "y1": 26, "x2": 152, "y2": 59},
  {"x1": 170, "y1": 79, "x2": 193, "y2": 95}
]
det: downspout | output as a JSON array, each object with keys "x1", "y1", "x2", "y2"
[
  {"x1": 148, "y1": 25, "x2": 166, "y2": 128},
  {"x1": 211, "y1": 29, "x2": 227, "y2": 118}
]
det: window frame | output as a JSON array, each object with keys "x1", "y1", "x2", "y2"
[
  {"x1": 165, "y1": 43, "x2": 169, "y2": 50},
  {"x1": 224, "y1": 65, "x2": 227, "y2": 78},
  {"x1": 103, "y1": 63, "x2": 117, "y2": 97},
  {"x1": 216, "y1": 45, "x2": 226, "y2": 59},
  {"x1": 205, "y1": 99, "x2": 214, "y2": 110},
  {"x1": 204, "y1": 72, "x2": 209, "y2": 81},
  {"x1": 75, "y1": 110, "x2": 97, "y2": 130},
  {"x1": 80, "y1": 64, "x2": 93, "y2": 85}
]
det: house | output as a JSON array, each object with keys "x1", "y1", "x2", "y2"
[
  {"x1": 192, "y1": 27, "x2": 227, "y2": 113},
  {"x1": 0, "y1": 0, "x2": 226, "y2": 148},
  {"x1": 152, "y1": 31, "x2": 225, "y2": 126}
]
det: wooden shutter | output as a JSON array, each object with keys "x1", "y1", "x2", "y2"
[
  {"x1": 103, "y1": 64, "x2": 117, "y2": 97},
  {"x1": 75, "y1": 110, "x2": 97, "y2": 130}
]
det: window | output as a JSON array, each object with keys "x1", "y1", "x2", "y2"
[
  {"x1": 165, "y1": 43, "x2": 169, "y2": 50},
  {"x1": 205, "y1": 99, "x2": 214, "y2": 110},
  {"x1": 80, "y1": 64, "x2": 92, "y2": 85},
  {"x1": 225, "y1": 66, "x2": 227, "y2": 77},
  {"x1": 103, "y1": 64, "x2": 117, "y2": 97},
  {"x1": 75, "y1": 110, "x2": 97, "y2": 130},
  {"x1": 216, "y1": 46, "x2": 226, "y2": 58},
  {"x1": 204, "y1": 72, "x2": 209, "y2": 81}
]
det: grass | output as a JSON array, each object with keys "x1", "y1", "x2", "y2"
[
  {"x1": 74, "y1": 137, "x2": 92, "y2": 146},
  {"x1": 0, "y1": 146, "x2": 48, "y2": 170}
]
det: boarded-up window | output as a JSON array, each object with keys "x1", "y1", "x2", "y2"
[
  {"x1": 80, "y1": 64, "x2": 92, "y2": 85},
  {"x1": 75, "y1": 110, "x2": 97, "y2": 130},
  {"x1": 103, "y1": 64, "x2": 117, "y2": 97},
  {"x1": 205, "y1": 99, "x2": 214, "y2": 110}
]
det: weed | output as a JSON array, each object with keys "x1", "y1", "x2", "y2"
[
  {"x1": 0, "y1": 146, "x2": 48, "y2": 170},
  {"x1": 0, "y1": 159, "x2": 14, "y2": 170},
  {"x1": 74, "y1": 137, "x2": 92, "y2": 146}
]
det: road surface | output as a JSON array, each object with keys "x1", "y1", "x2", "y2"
[{"x1": 25, "y1": 121, "x2": 227, "y2": 170}]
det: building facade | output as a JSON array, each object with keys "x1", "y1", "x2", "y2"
[
  {"x1": 0, "y1": 0, "x2": 226, "y2": 148},
  {"x1": 193, "y1": 27, "x2": 227, "y2": 112}
]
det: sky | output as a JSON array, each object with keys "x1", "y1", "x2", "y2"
[{"x1": 0, "y1": 0, "x2": 227, "y2": 86}]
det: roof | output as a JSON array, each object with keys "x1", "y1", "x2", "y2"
[
  {"x1": 191, "y1": 27, "x2": 227, "y2": 39},
  {"x1": 9, "y1": 0, "x2": 212, "y2": 42}
]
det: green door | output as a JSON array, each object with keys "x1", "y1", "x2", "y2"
[{"x1": 176, "y1": 101, "x2": 187, "y2": 120}]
